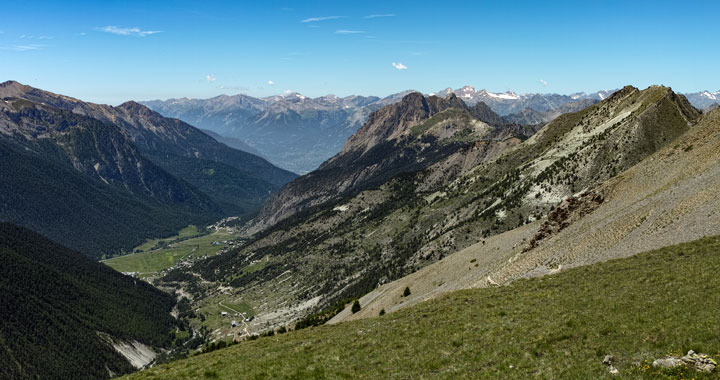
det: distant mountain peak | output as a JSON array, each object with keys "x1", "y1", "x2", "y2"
[
  {"x1": 0, "y1": 80, "x2": 32, "y2": 98},
  {"x1": 700, "y1": 91, "x2": 719, "y2": 100},
  {"x1": 339, "y1": 91, "x2": 468, "y2": 156}
]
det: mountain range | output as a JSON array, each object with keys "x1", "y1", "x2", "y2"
[
  {"x1": 0, "y1": 81, "x2": 295, "y2": 257},
  {"x1": 141, "y1": 92, "x2": 407, "y2": 174},
  {"x1": 142, "y1": 87, "x2": 717, "y2": 174},
  {"x1": 153, "y1": 84, "x2": 708, "y2": 338}
]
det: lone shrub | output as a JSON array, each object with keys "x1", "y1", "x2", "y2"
[
  {"x1": 351, "y1": 300, "x2": 361, "y2": 313},
  {"x1": 403, "y1": 287, "x2": 411, "y2": 297},
  {"x1": 379, "y1": 309, "x2": 386, "y2": 316}
]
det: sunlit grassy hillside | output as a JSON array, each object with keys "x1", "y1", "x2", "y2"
[{"x1": 125, "y1": 235, "x2": 720, "y2": 379}]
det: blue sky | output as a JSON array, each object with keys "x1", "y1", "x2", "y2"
[{"x1": 1, "y1": 0, "x2": 718, "y2": 104}]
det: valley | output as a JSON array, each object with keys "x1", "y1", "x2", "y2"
[
  {"x1": 5, "y1": 78, "x2": 718, "y2": 380},
  {"x1": 150, "y1": 85, "x2": 706, "y2": 342},
  {"x1": 102, "y1": 225, "x2": 235, "y2": 279},
  {"x1": 4, "y1": 2, "x2": 720, "y2": 379},
  {"x1": 0, "y1": 81, "x2": 295, "y2": 258}
]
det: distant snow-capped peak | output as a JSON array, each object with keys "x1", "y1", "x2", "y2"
[
  {"x1": 700, "y1": 91, "x2": 719, "y2": 100},
  {"x1": 483, "y1": 90, "x2": 521, "y2": 100}
]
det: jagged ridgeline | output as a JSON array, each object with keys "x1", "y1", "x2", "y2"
[
  {"x1": 0, "y1": 81, "x2": 296, "y2": 257},
  {"x1": 0, "y1": 223, "x2": 177, "y2": 380},
  {"x1": 160, "y1": 85, "x2": 699, "y2": 331}
]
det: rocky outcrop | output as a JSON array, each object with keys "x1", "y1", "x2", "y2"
[
  {"x1": 653, "y1": 350, "x2": 717, "y2": 373},
  {"x1": 524, "y1": 191, "x2": 604, "y2": 252},
  {"x1": 602, "y1": 355, "x2": 619, "y2": 375}
]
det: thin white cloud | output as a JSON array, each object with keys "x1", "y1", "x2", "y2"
[
  {"x1": 392, "y1": 62, "x2": 407, "y2": 70},
  {"x1": 539, "y1": 79, "x2": 548, "y2": 86},
  {"x1": 335, "y1": 30, "x2": 366, "y2": 34},
  {"x1": 20, "y1": 35, "x2": 53, "y2": 40},
  {"x1": 98, "y1": 26, "x2": 162, "y2": 37},
  {"x1": 267, "y1": 80, "x2": 275, "y2": 85},
  {"x1": 205, "y1": 74, "x2": 216, "y2": 82},
  {"x1": 219, "y1": 85, "x2": 247, "y2": 91},
  {"x1": 301, "y1": 16, "x2": 343, "y2": 23},
  {"x1": 363, "y1": 14, "x2": 395, "y2": 19},
  {"x1": 0, "y1": 44, "x2": 46, "y2": 51}
]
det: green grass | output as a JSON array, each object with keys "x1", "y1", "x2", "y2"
[
  {"x1": 131, "y1": 225, "x2": 206, "y2": 253},
  {"x1": 124, "y1": 235, "x2": 720, "y2": 379},
  {"x1": 220, "y1": 301, "x2": 253, "y2": 316},
  {"x1": 191, "y1": 296, "x2": 256, "y2": 335},
  {"x1": 409, "y1": 109, "x2": 466, "y2": 137},
  {"x1": 102, "y1": 227, "x2": 233, "y2": 277}
]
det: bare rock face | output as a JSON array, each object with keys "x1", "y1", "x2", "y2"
[{"x1": 524, "y1": 191, "x2": 604, "y2": 252}]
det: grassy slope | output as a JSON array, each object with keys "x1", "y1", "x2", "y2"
[
  {"x1": 103, "y1": 227, "x2": 234, "y2": 276},
  {"x1": 126, "y1": 235, "x2": 720, "y2": 379}
]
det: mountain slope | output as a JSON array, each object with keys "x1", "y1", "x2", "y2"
[
  {"x1": 241, "y1": 93, "x2": 533, "y2": 235},
  {"x1": 684, "y1": 90, "x2": 720, "y2": 110},
  {"x1": 125, "y1": 234, "x2": 720, "y2": 380},
  {"x1": 0, "y1": 223, "x2": 178, "y2": 380},
  {"x1": 337, "y1": 99, "x2": 719, "y2": 323},
  {"x1": 504, "y1": 98, "x2": 599, "y2": 125},
  {"x1": 1, "y1": 80, "x2": 296, "y2": 217},
  {"x1": 0, "y1": 98, "x2": 220, "y2": 257},
  {"x1": 199, "y1": 128, "x2": 263, "y2": 157},
  {"x1": 155, "y1": 85, "x2": 700, "y2": 334}
]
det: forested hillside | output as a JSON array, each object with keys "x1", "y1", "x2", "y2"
[
  {"x1": 0, "y1": 101, "x2": 220, "y2": 257},
  {"x1": 0, "y1": 223, "x2": 178, "y2": 380}
]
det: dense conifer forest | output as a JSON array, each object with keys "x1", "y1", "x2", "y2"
[{"x1": 0, "y1": 223, "x2": 178, "y2": 379}]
